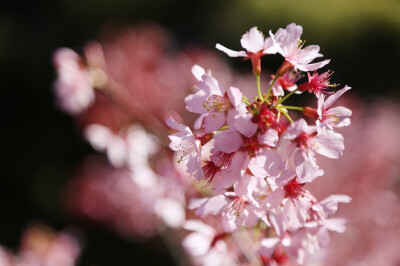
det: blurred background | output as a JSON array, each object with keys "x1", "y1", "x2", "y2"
[{"x1": 1, "y1": 0, "x2": 400, "y2": 265}]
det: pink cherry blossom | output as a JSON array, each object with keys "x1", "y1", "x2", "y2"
[
  {"x1": 216, "y1": 27, "x2": 277, "y2": 58},
  {"x1": 283, "y1": 119, "x2": 345, "y2": 165},
  {"x1": 298, "y1": 70, "x2": 336, "y2": 97},
  {"x1": 185, "y1": 71, "x2": 243, "y2": 133},
  {"x1": 167, "y1": 117, "x2": 203, "y2": 180},
  {"x1": 182, "y1": 220, "x2": 218, "y2": 256},
  {"x1": 316, "y1": 85, "x2": 352, "y2": 132},
  {"x1": 270, "y1": 23, "x2": 330, "y2": 73},
  {"x1": 271, "y1": 69, "x2": 303, "y2": 96},
  {"x1": 216, "y1": 27, "x2": 277, "y2": 74}
]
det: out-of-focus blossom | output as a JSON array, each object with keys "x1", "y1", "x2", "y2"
[
  {"x1": 0, "y1": 224, "x2": 82, "y2": 266},
  {"x1": 305, "y1": 100, "x2": 400, "y2": 266},
  {"x1": 53, "y1": 48, "x2": 95, "y2": 115},
  {"x1": 66, "y1": 152, "x2": 187, "y2": 239}
]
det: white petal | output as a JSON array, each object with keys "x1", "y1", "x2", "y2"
[
  {"x1": 293, "y1": 59, "x2": 330, "y2": 72},
  {"x1": 215, "y1": 43, "x2": 247, "y2": 57},
  {"x1": 154, "y1": 198, "x2": 185, "y2": 228},
  {"x1": 166, "y1": 117, "x2": 192, "y2": 135},
  {"x1": 240, "y1": 27, "x2": 265, "y2": 53},
  {"x1": 182, "y1": 232, "x2": 212, "y2": 256},
  {"x1": 260, "y1": 238, "x2": 280, "y2": 257},
  {"x1": 258, "y1": 129, "x2": 278, "y2": 147},
  {"x1": 191, "y1": 64, "x2": 206, "y2": 81}
]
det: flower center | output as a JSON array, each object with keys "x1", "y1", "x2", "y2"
[
  {"x1": 202, "y1": 160, "x2": 220, "y2": 185},
  {"x1": 175, "y1": 140, "x2": 195, "y2": 163},
  {"x1": 203, "y1": 95, "x2": 231, "y2": 114},
  {"x1": 225, "y1": 196, "x2": 246, "y2": 218},
  {"x1": 284, "y1": 178, "x2": 305, "y2": 204},
  {"x1": 249, "y1": 102, "x2": 279, "y2": 134},
  {"x1": 242, "y1": 136, "x2": 263, "y2": 157}
]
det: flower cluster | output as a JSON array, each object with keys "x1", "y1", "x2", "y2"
[
  {"x1": 169, "y1": 23, "x2": 352, "y2": 265},
  {"x1": 51, "y1": 23, "x2": 356, "y2": 265}
]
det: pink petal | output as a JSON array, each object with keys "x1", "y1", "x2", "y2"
[
  {"x1": 193, "y1": 114, "x2": 206, "y2": 130},
  {"x1": 215, "y1": 170, "x2": 238, "y2": 190},
  {"x1": 268, "y1": 211, "x2": 286, "y2": 236},
  {"x1": 215, "y1": 44, "x2": 247, "y2": 57},
  {"x1": 233, "y1": 107, "x2": 258, "y2": 138},
  {"x1": 264, "y1": 149, "x2": 286, "y2": 177},
  {"x1": 260, "y1": 238, "x2": 280, "y2": 257},
  {"x1": 227, "y1": 86, "x2": 242, "y2": 107},
  {"x1": 195, "y1": 195, "x2": 229, "y2": 217},
  {"x1": 166, "y1": 117, "x2": 191, "y2": 134},
  {"x1": 183, "y1": 220, "x2": 214, "y2": 236},
  {"x1": 327, "y1": 106, "x2": 352, "y2": 128},
  {"x1": 294, "y1": 59, "x2": 330, "y2": 72},
  {"x1": 202, "y1": 74, "x2": 224, "y2": 96},
  {"x1": 184, "y1": 91, "x2": 209, "y2": 114},
  {"x1": 240, "y1": 27, "x2": 265, "y2": 53},
  {"x1": 154, "y1": 198, "x2": 185, "y2": 228},
  {"x1": 314, "y1": 130, "x2": 344, "y2": 159},
  {"x1": 203, "y1": 112, "x2": 226, "y2": 133},
  {"x1": 283, "y1": 118, "x2": 308, "y2": 140},
  {"x1": 275, "y1": 168, "x2": 296, "y2": 187},
  {"x1": 258, "y1": 129, "x2": 278, "y2": 147},
  {"x1": 265, "y1": 187, "x2": 285, "y2": 209},
  {"x1": 324, "y1": 85, "x2": 351, "y2": 109},
  {"x1": 214, "y1": 130, "x2": 243, "y2": 153},
  {"x1": 234, "y1": 174, "x2": 257, "y2": 200},
  {"x1": 294, "y1": 45, "x2": 322, "y2": 64},
  {"x1": 296, "y1": 160, "x2": 324, "y2": 183},
  {"x1": 182, "y1": 232, "x2": 213, "y2": 256},
  {"x1": 264, "y1": 36, "x2": 278, "y2": 54},
  {"x1": 324, "y1": 218, "x2": 347, "y2": 233},
  {"x1": 191, "y1": 64, "x2": 206, "y2": 81},
  {"x1": 248, "y1": 155, "x2": 268, "y2": 178}
]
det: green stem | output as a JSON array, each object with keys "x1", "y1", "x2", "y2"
[
  {"x1": 278, "y1": 105, "x2": 304, "y2": 111},
  {"x1": 265, "y1": 75, "x2": 278, "y2": 100},
  {"x1": 275, "y1": 88, "x2": 299, "y2": 106},
  {"x1": 281, "y1": 110, "x2": 294, "y2": 123},
  {"x1": 217, "y1": 125, "x2": 229, "y2": 131},
  {"x1": 242, "y1": 97, "x2": 251, "y2": 105},
  {"x1": 256, "y1": 74, "x2": 263, "y2": 101}
]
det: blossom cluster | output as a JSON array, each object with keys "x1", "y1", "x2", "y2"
[
  {"x1": 168, "y1": 23, "x2": 352, "y2": 265},
  {"x1": 51, "y1": 23, "x2": 355, "y2": 265}
]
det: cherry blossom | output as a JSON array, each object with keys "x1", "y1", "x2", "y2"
[
  {"x1": 270, "y1": 23, "x2": 330, "y2": 73},
  {"x1": 185, "y1": 71, "x2": 243, "y2": 133},
  {"x1": 167, "y1": 117, "x2": 203, "y2": 180},
  {"x1": 298, "y1": 70, "x2": 336, "y2": 97},
  {"x1": 216, "y1": 27, "x2": 277, "y2": 74},
  {"x1": 53, "y1": 23, "x2": 354, "y2": 266}
]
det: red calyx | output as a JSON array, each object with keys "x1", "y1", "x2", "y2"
[
  {"x1": 303, "y1": 107, "x2": 319, "y2": 119},
  {"x1": 276, "y1": 60, "x2": 293, "y2": 77}
]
